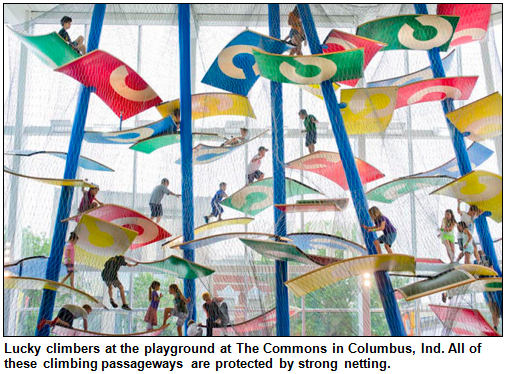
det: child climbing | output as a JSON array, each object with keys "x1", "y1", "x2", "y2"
[
  {"x1": 454, "y1": 221, "x2": 474, "y2": 264},
  {"x1": 101, "y1": 255, "x2": 138, "y2": 310},
  {"x1": 246, "y1": 147, "x2": 268, "y2": 184},
  {"x1": 149, "y1": 178, "x2": 181, "y2": 224},
  {"x1": 173, "y1": 109, "x2": 181, "y2": 131},
  {"x1": 457, "y1": 200, "x2": 482, "y2": 263},
  {"x1": 285, "y1": 7, "x2": 306, "y2": 56},
  {"x1": 144, "y1": 281, "x2": 163, "y2": 330},
  {"x1": 38, "y1": 304, "x2": 92, "y2": 331},
  {"x1": 204, "y1": 182, "x2": 228, "y2": 224},
  {"x1": 362, "y1": 206, "x2": 397, "y2": 254},
  {"x1": 78, "y1": 183, "x2": 102, "y2": 213},
  {"x1": 59, "y1": 16, "x2": 86, "y2": 55},
  {"x1": 222, "y1": 128, "x2": 250, "y2": 146},
  {"x1": 440, "y1": 209, "x2": 457, "y2": 262},
  {"x1": 299, "y1": 109, "x2": 318, "y2": 154},
  {"x1": 60, "y1": 231, "x2": 78, "y2": 288},
  {"x1": 162, "y1": 284, "x2": 190, "y2": 336}
]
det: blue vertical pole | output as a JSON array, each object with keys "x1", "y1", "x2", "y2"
[
  {"x1": 178, "y1": 3, "x2": 196, "y2": 334},
  {"x1": 35, "y1": 4, "x2": 107, "y2": 336},
  {"x1": 297, "y1": 4, "x2": 406, "y2": 336},
  {"x1": 268, "y1": 4, "x2": 290, "y2": 337},
  {"x1": 414, "y1": 4, "x2": 502, "y2": 314}
]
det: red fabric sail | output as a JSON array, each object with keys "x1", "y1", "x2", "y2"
[
  {"x1": 396, "y1": 76, "x2": 478, "y2": 109},
  {"x1": 56, "y1": 50, "x2": 162, "y2": 119},
  {"x1": 286, "y1": 151, "x2": 384, "y2": 190}
]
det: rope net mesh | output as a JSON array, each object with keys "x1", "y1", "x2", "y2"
[{"x1": 3, "y1": 3, "x2": 502, "y2": 336}]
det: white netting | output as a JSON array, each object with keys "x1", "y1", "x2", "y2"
[{"x1": 3, "y1": 4, "x2": 502, "y2": 337}]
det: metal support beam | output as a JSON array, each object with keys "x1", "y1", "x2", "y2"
[
  {"x1": 35, "y1": 4, "x2": 107, "y2": 337},
  {"x1": 178, "y1": 4, "x2": 196, "y2": 335},
  {"x1": 297, "y1": 4, "x2": 406, "y2": 336},
  {"x1": 268, "y1": 4, "x2": 290, "y2": 337}
]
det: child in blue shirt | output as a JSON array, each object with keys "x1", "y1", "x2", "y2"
[{"x1": 204, "y1": 182, "x2": 227, "y2": 224}]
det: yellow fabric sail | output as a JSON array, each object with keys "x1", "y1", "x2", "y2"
[
  {"x1": 156, "y1": 93, "x2": 256, "y2": 120},
  {"x1": 4, "y1": 166, "x2": 96, "y2": 188},
  {"x1": 446, "y1": 92, "x2": 502, "y2": 142},
  {"x1": 340, "y1": 86, "x2": 398, "y2": 134},
  {"x1": 74, "y1": 215, "x2": 139, "y2": 269},
  {"x1": 4, "y1": 276, "x2": 105, "y2": 308},
  {"x1": 165, "y1": 217, "x2": 254, "y2": 247},
  {"x1": 285, "y1": 254, "x2": 416, "y2": 298},
  {"x1": 431, "y1": 170, "x2": 502, "y2": 223}
]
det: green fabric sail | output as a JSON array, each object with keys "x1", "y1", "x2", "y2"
[
  {"x1": 252, "y1": 48, "x2": 364, "y2": 85},
  {"x1": 366, "y1": 176, "x2": 455, "y2": 203},
  {"x1": 357, "y1": 15, "x2": 460, "y2": 52},
  {"x1": 221, "y1": 177, "x2": 321, "y2": 216},
  {"x1": 9, "y1": 27, "x2": 80, "y2": 69}
]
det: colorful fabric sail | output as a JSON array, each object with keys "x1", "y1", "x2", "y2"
[
  {"x1": 396, "y1": 269, "x2": 476, "y2": 301},
  {"x1": 4, "y1": 276, "x2": 105, "y2": 309},
  {"x1": 181, "y1": 130, "x2": 269, "y2": 165},
  {"x1": 215, "y1": 307, "x2": 301, "y2": 335},
  {"x1": 130, "y1": 133, "x2": 225, "y2": 154},
  {"x1": 431, "y1": 171, "x2": 502, "y2": 223},
  {"x1": 201, "y1": 30, "x2": 291, "y2": 96},
  {"x1": 447, "y1": 278, "x2": 502, "y2": 298},
  {"x1": 446, "y1": 92, "x2": 502, "y2": 142},
  {"x1": 275, "y1": 198, "x2": 349, "y2": 213},
  {"x1": 437, "y1": 4, "x2": 492, "y2": 47},
  {"x1": 286, "y1": 233, "x2": 367, "y2": 255},
  {"x1": 221, "y1": 177, "x2": 321, "y2": 216},
  {"x1": 410, "y1": 262, "x2": 498, "y2": 278},
  {"x1": 340, "y1": 87, "x2": 398, "y2": 134},
  {"x1": 285, "y1": 151, "x2": 384, "y2": 190},
  {"x1": 8, "y1": 26, "x2": 80, "y2": 69},
  {"x1": 55, "y1": 50, "x2": 162, "y2": 119},
  {"x1": 429, "y1": 305, "x2": 500, "y2": 337},
  {"x1": 52, "y1": 324, "x2": 167, "y2": 337},
  {"x1": 4, "y1": 256, "x2": 67, "y2": 279},
  {"x1": 416, "y1": 142, "x2": 493, "y2": 178},
  {"x1": 368, "y1": 50, "x2": 455, "y2": 87},
  {"x1": 68, "y1": 205, "x2": 171, "y2": 249},
  {"x1": 366, "y1": 176, "x2": 455, "y2": 204},
  {"x1": 74, "y1": 215, "x2": 138, "y2": 269},
  {"x1": 156, "y1": 92, "x2": 256, "y2": 120},
  {"x1": 357, "y1": 15, "x2": 460, "y2": 52},
  {"x1": 84, "y1": 117, "x2": 176, "y2": 145},
  {"x1": 396, "y1": 77, "x2": 478, "y2": 109},
  {"x1": 165, "y1": 217, "x2": 254, "y2": 248},
  {"x1": 285, "y1": 254, "x2": 416, "y2": 298},
  {"x1": 323, "y1": 29, "x2": 386, "y2": 87},
  {"x1": 168, "y1": 232, "x2": 275, "y2": 250},
  {"x1": 4, "y1": 166, "x2": 96, "y2": 188},
  {"x1": 252, "y1": 48, "x2": 364, "y2": 85},
  {"x1": 4, "y1": 150, "x2": 113, "y2": 172},
  {"x1": 133, "y1": 255, "x2": 214, "y2": 279},
  {"x1": 297, "y1": 199, "x2": 349, "y2": 210},
  {"x1": 240, "y1": 238, "x2": 340, "y2": 266}
]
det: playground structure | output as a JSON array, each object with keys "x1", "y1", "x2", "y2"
[{"x1": 3, "y1": 4, "x2": 503, "y2": 336}]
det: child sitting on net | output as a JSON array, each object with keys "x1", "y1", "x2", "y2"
[
  {"x1": 222, "y1": 128, "x2": 249, "y2": 146},
  {"x1": 59, "y1": 16, "x2": 86, "y2": 55},
  {"x1": 187, "y1": 319, "x2": 203, "y2": 336}
]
